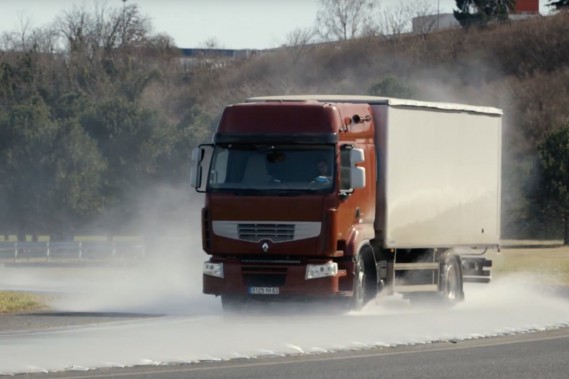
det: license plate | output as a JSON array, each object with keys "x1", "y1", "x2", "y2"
[{"x1": 249, "y1": 287, "x2": 279, "y2": 295}]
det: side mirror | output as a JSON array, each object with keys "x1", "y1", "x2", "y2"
[
  {"x1": 350, "y1": 148, "x2": 365, "y2": 189},
  {"x1": 190, "y1": 148, "x2": 201, "y2": 188},
  {"x1": 190, "y1": 144, "x2": 213, "y2": 192}
]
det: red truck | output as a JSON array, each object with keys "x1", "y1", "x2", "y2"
[{"x1": 191, "y1": 95, "x2": 502, "y2": 311}]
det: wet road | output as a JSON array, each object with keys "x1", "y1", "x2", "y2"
[
  {"x1": 2, "y1": 263, "x2": 569, "y2": 377},
  {"x1": 12, "y1": 327, "x2": 569, "y2": 379}
]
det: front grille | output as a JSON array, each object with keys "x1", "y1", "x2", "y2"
[
  {"x1": 243, "y1": 274, "x2": 287, "y2": 287},
  {"x1": 238, "y1": 223, "x2": 295, "y2": 242},
  {"x1": 242, "y1": 265, "x2": 288, "y2": 274},
  {"x1": 242, "y1": 265, "x2": 288, "y2": 286},
  {"x1": 213, "y1": 221, "x2": 320, "y2": 243}
]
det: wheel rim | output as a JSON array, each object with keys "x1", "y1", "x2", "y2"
[
  {"x1": 357, "y1": 267, "x2": 365, "y2": 301},
  {"x1": 352, "y1": 259, "x2": 365, "y2": 309},
  {"x1": 445, "y1": 261, "x2": 458, "y2": 301}
]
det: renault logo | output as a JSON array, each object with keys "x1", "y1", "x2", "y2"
[{"x1": 261, "y1": 242, "x2": 269, "y2": 252}]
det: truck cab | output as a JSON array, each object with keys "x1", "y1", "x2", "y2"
[{"x1": 192, "y1": 100, "x2": 376, "y2": 309}]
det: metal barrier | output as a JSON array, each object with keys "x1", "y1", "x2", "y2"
[{"x1": 0, "y1": 241, "x2": 146, "y2": 263}]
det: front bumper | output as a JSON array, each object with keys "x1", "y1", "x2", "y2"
[{"x1": 203, "y1": 259, "x2": 350, "y2": 298}]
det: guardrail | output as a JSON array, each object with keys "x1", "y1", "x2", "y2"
[{"x1": 0, "y1": 241, "x2": 145, "y2": 263}]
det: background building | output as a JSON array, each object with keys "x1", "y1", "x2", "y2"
[{"x1": 412, "y1": 0, "x2": 540, "y2": 34}]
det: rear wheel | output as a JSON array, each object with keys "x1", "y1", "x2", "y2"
[
  {"x1": 439, "y1": 254, "x2": 463, "y2": 306},
  {"x1": 406, "y1": 252, "x2": 464, "y2": 307}
]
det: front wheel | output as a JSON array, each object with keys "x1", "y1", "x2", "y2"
[
  {"x1": 347, "y1": 246, "x2": 380, "y2": 311},
  {"x1": 350, "y1": 254, "x2": 367, "y2": 311}
]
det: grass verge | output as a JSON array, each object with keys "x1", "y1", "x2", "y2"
[
  {"x1": 0, "y1": 291, "x2": 47, "y2": 314},
  {"x1": 492, "y1": 246, "x2": 569, "y2": 285}
]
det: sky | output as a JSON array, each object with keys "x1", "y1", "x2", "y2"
[{"x1": 0, "y1": 0, "x2": 556, "y2": 50}]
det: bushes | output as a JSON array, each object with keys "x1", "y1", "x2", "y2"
[{"x1": 2, "y1": 3, "x2": 569, "y2": 240}]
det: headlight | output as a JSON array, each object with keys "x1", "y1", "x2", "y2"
[
  {"x1": 203, "y1": 262, "x2": 223, "y2": 278},
  {"x1": 306, "y1": 262, "x2": 338, "y2": 280}
]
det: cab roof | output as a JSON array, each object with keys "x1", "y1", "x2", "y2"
[{"x1": 246, "y1": 95, "x2": 503, "y2": 116}]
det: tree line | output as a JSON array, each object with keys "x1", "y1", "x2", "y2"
[
  {"x1": 0, "y1": 3, "x2": 213, "y2": 240},
  {"x1": 2, "y1": 1, "x2": 569, "y2": 242}
]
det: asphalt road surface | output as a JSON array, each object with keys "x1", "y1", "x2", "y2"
[
  {"x1": 16, "y1": 327, "x2": 569, "y2": 379},
  {"x1": 2, "y1": 264, "x2": 569, "y2": 378}
]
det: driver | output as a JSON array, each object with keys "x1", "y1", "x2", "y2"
[
  {"x1": 317, "y1": 159, "x2": 329, "y2": 176},
  {"x1": 314, "y1": 158, "x2": 332, "y2": 184}
]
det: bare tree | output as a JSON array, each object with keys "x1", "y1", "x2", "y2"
[
  {"x1": 380, "y1": 3, "x2": 413, "y2": 38},
  {"x1": 282, "y1": 27, "x2": 316, "y2": 62},
  {"x1": 0, "y1": 13, "x2": 34, "y2": 51},
  {"x1": 315, "y1": 0, "x2": 377, "y2": 41},
  {"x1": 284, "y1": 27, "x2": 315, "y2": 47},
  {"x1": 0, "y1": 14, "x2": 59, "y2": 67},
  {"x1": 200, "y1": 37, "x2": 222, "y2": 49},
  {"x1": 410, "y1": 0, "x2": 438, "y2": 37},
  {"x1": 366, "y1": 0, "x2": 436, "y2": 41},
  {"x1": 54, "y1": 2, "x2": 161, "y2": 99},
  {"x1": 56, "y1": 2, "x2": 151, "y2": 54},
  {"x1": 28, "y1": 26, "x2": 61, "y2": 54},
  {"x1": 56, "y1": 5, "x2": 93, "y2": 54},
  {"x1": 0, "y1": 31, "x2": 17, "y2": 51}
]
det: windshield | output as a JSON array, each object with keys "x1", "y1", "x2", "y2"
[{"x1": 207, "y1": 144, "x2": 335, "y2": 192}]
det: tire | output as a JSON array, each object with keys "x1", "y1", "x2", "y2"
[
  {"x1": 350, "y1": 254, "x2": 366, "y2": 311},
  {"x1": 406, "y1": 253, "x2": 464, "y2": 307},
  {"x1": 439, "y1": 254, "x2": 464, "y2": 306}
]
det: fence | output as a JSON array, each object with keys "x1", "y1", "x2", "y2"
[{"x1": 0, "y1": 241, "x2": 146, "y2": 263}]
